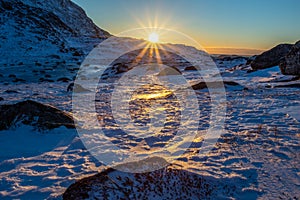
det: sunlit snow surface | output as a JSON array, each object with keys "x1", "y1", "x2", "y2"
[{"x1": 0, "y1": 58, "x2": 299, "y2": 199}]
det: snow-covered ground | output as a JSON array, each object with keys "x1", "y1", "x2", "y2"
[{"x1": 0, "y1": 56, "x2": 299, "y2": 199}]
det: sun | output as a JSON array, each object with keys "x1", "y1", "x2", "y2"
[{"x1": 148, "y1": 32, "x2": 159, "y2": 43}]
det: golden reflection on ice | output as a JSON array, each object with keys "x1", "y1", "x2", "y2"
[{"x1": 131, "y1": 90, "x2": 173, "y2": 100}]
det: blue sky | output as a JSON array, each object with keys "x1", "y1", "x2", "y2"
[{"x1": 73, "y1": 0, "x2": 300, "y2": 54}]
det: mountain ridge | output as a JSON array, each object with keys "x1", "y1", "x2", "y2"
[{"x1": 0, "y1": 0, "x2": 110, "y2": 66}]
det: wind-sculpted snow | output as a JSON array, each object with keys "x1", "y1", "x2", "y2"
[{"x1": 0, "y1": 56, "x2": 299, "y2": 199}]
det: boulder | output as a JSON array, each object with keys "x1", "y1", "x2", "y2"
[
  {"x1": 0, "y1": 100, "x2": 74, "y2": 130},
  {"x1": 62, "y1": 157, "x2": 241, "y2": 200},
  {"x1": 251, "y1": 44, "x2": 293, "y2": 70},
  {"x1": 279, "y1": 41, "x2": 300, "y2": 75},
  {"x1": 191, "y1": 81, "x2": 246, "y2": 90},
  {"x1": 184, "y1": 66, "x2": 197, "y2": 71},
  {"x1": 113, "y1": 63, "x2": 131, "y2": 74}
]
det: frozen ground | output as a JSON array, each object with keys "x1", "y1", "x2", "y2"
[{"x1": 0, "y1": 56, "x2": 299, "y2": 199}]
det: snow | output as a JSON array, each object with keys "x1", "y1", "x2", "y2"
[
  {"x1": 0, "y1": 53, "x2": 299, "y2": 199},
  {"x1": 270, "y1": 106, "x2": 300, "y2": 122},
  {"x1": 0, "y1": 125, "x2": 75, "y2": 159},
  {"x1": 0, "y1": 4, "x2": 299, "y2": 197},
  {"x1": 0, "y1": 125, "x2": 103, "y2": 199},
  {"x1": 0, "y1": 0, "x2": 108, "y2": 72}
]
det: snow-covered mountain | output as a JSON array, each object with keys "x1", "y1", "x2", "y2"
[{"x1": 0, "y1": 0, "x2": 110, "y2": 66}]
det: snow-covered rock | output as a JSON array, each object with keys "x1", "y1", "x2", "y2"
[
  {"x1": 0, "y1": 100, "x2": 74, "y2": 130},
  {"x1": 63, "y1": 160, "x2": 248, "y2": 200}
]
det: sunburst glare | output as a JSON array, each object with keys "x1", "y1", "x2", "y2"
[{"x1": 148, "y1": 32, "x2": 159, "y2": 43}]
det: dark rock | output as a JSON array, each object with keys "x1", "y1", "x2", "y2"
[
  {"x1": 39, "y1": 78, "x2": 54, "y2": 82},
  {"x1": 8, "y1": 74, "x2": 16, "y2": 78},
  {"x1": 1, "y1": 1, "x2": 12, "y2": 10},
  {"x1": 246, "y1": 56, "x2": 256, "y2": 65},
  {"x1": 12, "y1": 78, "x2": 26, "y2": 83},
  {"x1": 184, "y1": 66, "x2": 197, "y2": 71},
  {"x1": 224, "y1": 81, "x2": 240, "y2": 86},
  {"x1": 35, "y1": 62, "x2": 42, "y2": 66},
  {"x1": 274, "y1": 83, "x2": 300, "y2": 88},
  {"x1": 72, "y1": 51, "x2": 82, "y2": 57},
  {"x1": 191, "y1": 81, "x2": 244, "y2": 90},
  {"x1": 251, "y1": 44, "x2": 293, "y2": 70},
  {"x1": 112, "y1": 63, "x2": 131, "y2": 74},
  {"x1": 57, "y1": 77, "x2": 71, "y2": 82},
  {"x1": 4, "y1": 90, "x2": 19, "y2": 94},
  {"x1": 0, "y1": 100, "x2": 74, "y2": 130},
  {"x1": 48, "y1": 54, "x2": 61, "y2": 59},
  {"x1": 280, "y1": 40, "x2": 300, "y2": 75},
  {"x1": 191, "y1": 82, "x2": 207, "y2": 90},
  {"x1": 265, "y1": 85, "x2": 272, "y2": 88},
  {"x1": 67, "y1": 83, "x2": 74, "y2": 92}
]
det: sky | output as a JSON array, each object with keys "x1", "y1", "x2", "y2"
[{"x1": 73, "y1": 0, "x2": 300, "y2": 55}]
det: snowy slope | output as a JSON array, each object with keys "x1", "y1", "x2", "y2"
[{"x1": 0, "y1": 0, "x2": 110, "y2": 70}]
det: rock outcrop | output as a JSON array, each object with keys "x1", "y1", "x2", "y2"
[
  {"x1": 251, "y1": 44, "x2": 293, "y2": 70},
  {"x1": 0, "y1": 100, "x2": 74, "y2": 130},
  {"x1": 63, "y1": 158, "x2": 242, "y2": 200},
  {"x1": 279, "y1": 41, "x2": 300, "y2": 75}
]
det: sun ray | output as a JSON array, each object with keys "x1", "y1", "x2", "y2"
[
  {"x1": 134, "y1": 42, "x2": 152, "y2": 64},
  {"x1": 155, "y1": 43, "x2": 170, "y2": 64},
  {"x1": 135, "y1": 40, "x2": 149, "y2": 49},
  {"x1": 154, "y1": 45, "x2": 163, "y2": 64},
  {"x1": 149, "y1": 45, "x2": 155, "y2": 63}
]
